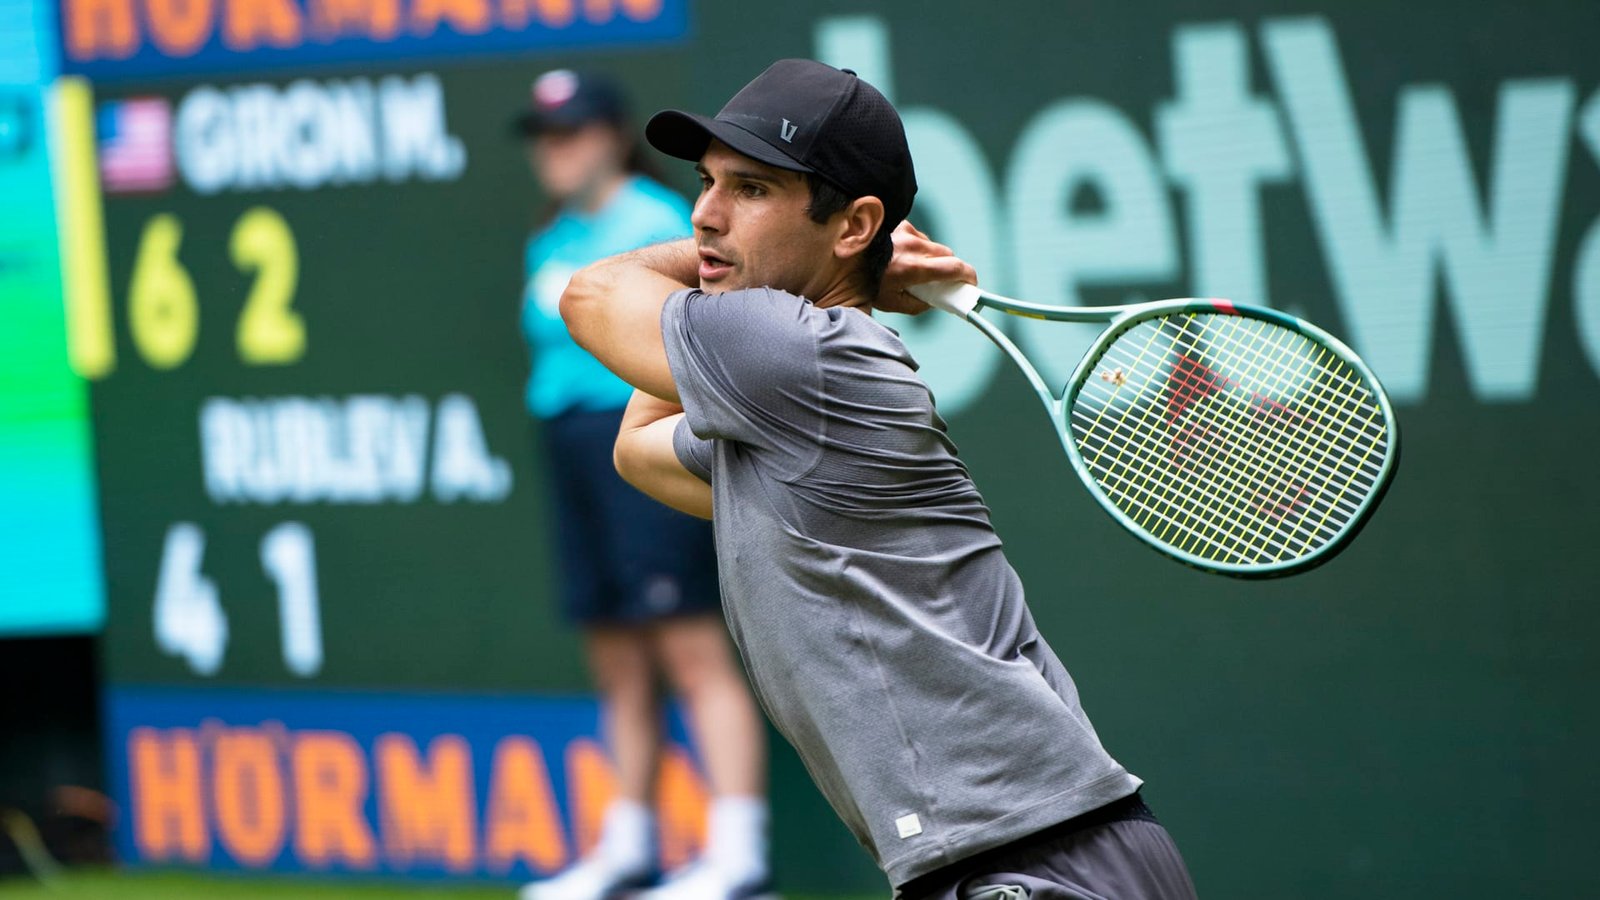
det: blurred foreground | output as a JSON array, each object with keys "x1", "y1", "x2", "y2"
[{"x1": 0, "y1": 872, "x2": 871, "y2": 900}]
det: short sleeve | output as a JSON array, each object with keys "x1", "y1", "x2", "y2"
[
  {"x1": 672, "y1": 417, "x2": 713, "y2": 483},
  {"x1": 660, "y1": 288, "x2": 825, "y2": 479}
]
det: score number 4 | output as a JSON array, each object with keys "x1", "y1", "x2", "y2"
[
  {"x1": 154, "y1": 522, "x2": 322, "y2": 678},
  {"x1": 128, "y1": 207, "x2": 304, "y2": 370}
]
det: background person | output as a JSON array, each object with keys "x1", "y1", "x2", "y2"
[{"x1": 512, "y1": 69, "x2": 771, "y2": 900}]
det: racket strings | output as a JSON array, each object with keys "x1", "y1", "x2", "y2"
[
  {"x1": 1073, "y1": 321, "x2": 1292, "y2": 560},
  {"x1": 1184, "y1": 315, "x2": 1382, "y2": 558},
  {"x1": 1093, "y1": 315, "x2": 1386, "y2": 562},
  {"x1": 1223, "y1": 319, "x2": 1387, "y2": 551},
  {"x1": 1151, "y1": 316, "x2": 1378, "y2": 489},
  {"x1": 1080, "y1": 320, "x2": 1343, "y2": 560},
  {"x1": 1070, "y1": 311, "x2": 1390, "y2": 566},
  {"x1": 1080, "y1": 351, "x2": 1319, "y2": 563},
  {"x1": 1097, "y1": 317, "x2": 1381, "y2": 562},
  {"x1": 1168, "y1": 316, "x2": 1374, "y2": 544},
  {"x1": 1080, "y1": 366, "x2": 1344, "y2": 562}
]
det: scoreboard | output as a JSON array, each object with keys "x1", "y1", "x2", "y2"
[
  {"x1": 87, "y1": 68, "x2": 560, "y2": 694},
  {"x1": 52, "y1": 0, "x2": 734, "y2": 884}
]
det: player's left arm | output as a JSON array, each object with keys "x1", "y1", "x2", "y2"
[
  {"x1": 614, "y1": 390, "x2": 711, "y2": 519},
  {"x1": 870, "y1": 221, "x2": 980, "y2": 315},
  {"x1": 560, "y1": 239, "x2": 699, "y2": 403}
]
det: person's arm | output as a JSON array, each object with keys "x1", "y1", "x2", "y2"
[
  {"x1": 559, "y1": 239, "x2": 700, "y2": 402},
  {"x1": 614, "y1": 390, "x2": 712, "y2": 520}
]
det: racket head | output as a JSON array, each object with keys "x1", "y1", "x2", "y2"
[{"x1": 1059, "y1": 299, "x2": 1399, "y2": 578}]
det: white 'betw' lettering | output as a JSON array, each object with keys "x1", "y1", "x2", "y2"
[
  {"x1": 1158, "y1": 22, "x2": 1294, "y2": 308},
  {"x1": 1263, "y1": 16, "x2": 1574, "y2": 402}
]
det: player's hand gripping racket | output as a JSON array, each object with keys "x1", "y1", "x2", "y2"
[{"x1": 909, "y1": 283, "x2": 1399, "y2": 578}]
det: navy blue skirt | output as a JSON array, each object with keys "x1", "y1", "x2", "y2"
[{"x1": 538, "y1": 407, "x2": 720, "y2": 625}]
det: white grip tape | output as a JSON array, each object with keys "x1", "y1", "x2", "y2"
[{"x1": 908, "y1": 281, "x2": 982, "y2": 316}]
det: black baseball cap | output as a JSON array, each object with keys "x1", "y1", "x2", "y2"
[
  {"x1": 645, "y1": 59, "x2": 917, "y2": 227},
  {"x1": 513, "y1": 69, "x2": 628, "y2": 135}
]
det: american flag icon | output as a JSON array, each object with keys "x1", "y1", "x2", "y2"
[{"x1": 97, "y1": 98, "x2": 173, "y2": 194}]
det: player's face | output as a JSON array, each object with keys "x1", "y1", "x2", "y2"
[
  {"x1": 691, "y1": 141, "x2": 839, "y2": 295},
  {"x1": 528, "y1": 122, "x2": 624, "y2": 203}
]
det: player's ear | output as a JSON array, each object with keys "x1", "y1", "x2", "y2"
[{"x1": 834, "y1": 195, "x2": 886, "y2": 261}]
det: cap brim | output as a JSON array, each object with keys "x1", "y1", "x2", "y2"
[
  {"x1": 645, "y1": 110, "x2": 814, "y2": 173},
  {"x1": 511, "y1": 111, "x2": 542, "y2": 136}
]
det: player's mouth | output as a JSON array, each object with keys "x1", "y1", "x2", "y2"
[{"x1": 698, "y1": 248, "x2": 735, "y2": 283}]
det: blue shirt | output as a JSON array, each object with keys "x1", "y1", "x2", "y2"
[{"x1": 522, "y1": 176, "x2": 692, "y2": 418}]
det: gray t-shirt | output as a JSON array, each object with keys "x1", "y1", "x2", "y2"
[{"x1": 660, "y1": 287, "x2": 1141, "y2": 887}]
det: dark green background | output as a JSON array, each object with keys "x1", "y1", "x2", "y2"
[{"x1": 93, "y1": 1, "x2": 1599, "y2": 895}]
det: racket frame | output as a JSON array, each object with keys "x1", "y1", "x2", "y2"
[{"x1": 910, "y1": 283, "x2": 1401, "y2": 578}]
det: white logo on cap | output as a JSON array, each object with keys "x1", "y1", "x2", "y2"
[
  {"x1": 533, "y1": 70, "x2": 579, "y2": 110},
  {"x1": 780, "y1": 118, "x2": 798, "y2": 143}
]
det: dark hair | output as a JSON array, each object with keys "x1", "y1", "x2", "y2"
[{"x1": 804, "y1": 172, "x2": 894, "y2": 295}]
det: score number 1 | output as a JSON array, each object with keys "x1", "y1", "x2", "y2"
[{"x1": 154, "y1": 522, "x2": 322, "y2": 678}]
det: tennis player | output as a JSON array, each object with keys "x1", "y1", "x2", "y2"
[{"x1": 560, "y1": 59, "x2": 1199, "y2": 899}]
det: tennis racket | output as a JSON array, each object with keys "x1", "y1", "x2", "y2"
[{"x1": 909, "y1": 282, "x2": 1399, "y2": 578}]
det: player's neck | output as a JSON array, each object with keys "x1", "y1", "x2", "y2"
[{"x1": 809, "y1": 272, "x2": 872, "y2": 312}]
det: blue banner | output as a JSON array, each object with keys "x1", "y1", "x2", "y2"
[
  {"x1": 56, "y1": 0, "x2": 689, "y2": 82},
  {"x1": 104, "y1": 686, "x2": 710, "y2": 882}
]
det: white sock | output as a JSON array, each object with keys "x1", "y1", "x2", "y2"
[
  {"x1": 595, "y1": 799, "x2": 654, "y2": 873},
  {"x1": 705, "y1": 795, "x2": 768, "y2": 882}
]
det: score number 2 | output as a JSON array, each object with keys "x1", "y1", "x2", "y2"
[
  {"x1": 129, "y1": 207, "x2": 305, "y2": 370},
  {"x1": 154, "y1": 522, "x2": 322, "y2": 678}
]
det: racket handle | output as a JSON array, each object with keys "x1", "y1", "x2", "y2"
[{"x1": 909, "y1": 282, "x2": 982, "y2": 317}]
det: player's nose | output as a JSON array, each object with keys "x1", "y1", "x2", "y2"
[{"x1": 690, "y1": 188, "x2": 725, "y2": 234}]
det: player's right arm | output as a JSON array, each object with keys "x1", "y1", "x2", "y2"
[
  {"x1": 560, "y1": 238, "x2": 700, "y2": 403},
  {"x1": 614, "y1": 390, "x2": 712, "y2": 520}
]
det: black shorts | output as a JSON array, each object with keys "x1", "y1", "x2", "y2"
[
  {"x1": 539, "y1": 408, "x2": 719, "y2": 625},
  {"x1": 896, "y1": 794, "x2": 1199, "y2": 900}
]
